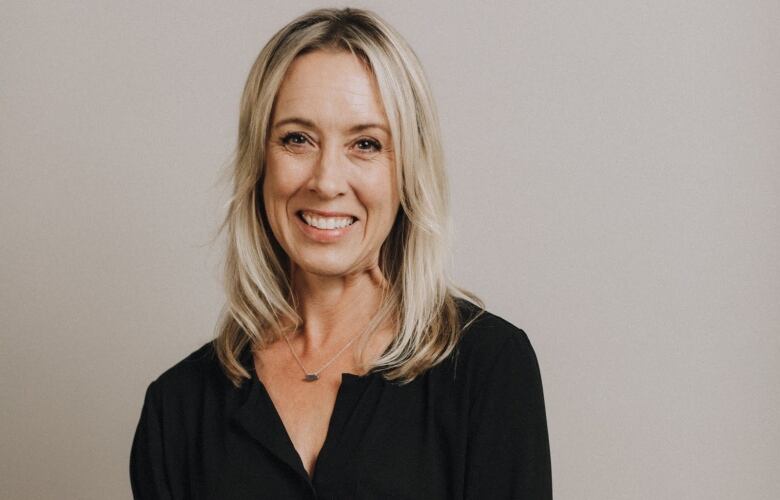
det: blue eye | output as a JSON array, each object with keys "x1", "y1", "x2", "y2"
[
  {"x1": 279, "y1": 133, "x2": 381, "y2": 155},
  {"x1": 281, "y1": 132, "x2": 308, "y2": 146},
  {"x1": 356, "y1": 138, "x2": 381, "y2": 152}
]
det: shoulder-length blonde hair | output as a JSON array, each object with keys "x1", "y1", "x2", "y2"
[{"x1": 213, "y1": 6, "x2": 484, "y2": 387}]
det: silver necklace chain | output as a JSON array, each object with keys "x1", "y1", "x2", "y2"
[{"x1": 282, "y1": 329, "x2": 365, "y2": 382}]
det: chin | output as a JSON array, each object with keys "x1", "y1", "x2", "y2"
[{"x1": 293, "y1": 254, "x2": 354, "y2": 277}]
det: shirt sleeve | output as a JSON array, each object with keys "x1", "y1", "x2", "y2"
[
  {"x1": 130, "y1": 380, "x2": 173, "y2": 500},
  {"x1": 464, "y1": 329, "x2": 553, "y2": 499}
]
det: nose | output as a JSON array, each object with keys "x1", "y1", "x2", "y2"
[{"x1": 307, "y1": 140, "x2": 348, "y2": 198}]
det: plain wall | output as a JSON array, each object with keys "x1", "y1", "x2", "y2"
[{"x1": 1, "y1": 1, "x2": 778, "y2": 498}]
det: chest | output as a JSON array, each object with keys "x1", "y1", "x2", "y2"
[
  {"x1": 261, "y1": 373, "x2": 341, "y2": 479},
  {"x1": 249, "y1": 330, "x2": 399, "y2": 478},
  {"x1": 208, "y1": 353, "x2": 468, "y2": 499},
  {"x1": 252, "y1": 342, "x2": 358, "y2": 480}
]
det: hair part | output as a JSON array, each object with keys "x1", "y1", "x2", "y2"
[{"x1": 212, "y1": 7, "x2": 485, "y2": 388}]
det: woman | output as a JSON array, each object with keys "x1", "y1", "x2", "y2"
[{"x1": 130, "y1": 7, "x2": 552, "y2": 499}]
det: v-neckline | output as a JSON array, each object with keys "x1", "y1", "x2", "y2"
[{"x1": 231, "y1": 344, "x2": 376, "y2": 490}]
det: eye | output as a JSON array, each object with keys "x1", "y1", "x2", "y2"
[
  {"x1": 355, "y1": 138, "x2": 381, "y2": 153},
  {"x1": 280, "y1": 132, "x2": 310, "y2": 148}
]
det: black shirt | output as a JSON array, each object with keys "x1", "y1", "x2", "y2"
[{"x1": 129, "y1": 302, "x2": 552, "y2": 499}]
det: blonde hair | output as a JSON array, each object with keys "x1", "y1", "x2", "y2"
[{"x1": 213, "y1": 7, "x2": 484, "y2": 387}]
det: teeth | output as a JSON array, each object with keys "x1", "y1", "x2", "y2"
[{"x1": 301, "y1": 212, "x2": 356, "y2": 230}]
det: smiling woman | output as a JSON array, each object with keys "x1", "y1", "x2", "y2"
[
  {"x1": 130, "y1": 7, "x2": 552, "y2": 499},
  {"x1": 264, "y1": 49, "x2": 399, "y2": 272}
]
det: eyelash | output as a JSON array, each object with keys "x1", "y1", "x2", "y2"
[{"x1": 280, "y1": 132, "x2": 382, "y2": 153}]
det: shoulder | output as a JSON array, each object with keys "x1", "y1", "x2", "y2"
[
  {"x1": 146, "y1": 340, "x2": 223, "y2": 403},
  {"x1": 453, "y1": 299, "x2": 541, "y2": 385},
  {"x1": 454, "y1": 298, "x2": 537, "y2": 361}
]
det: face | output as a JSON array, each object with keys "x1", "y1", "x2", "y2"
[{"x1": 263, "y1": 50, "x2": 399, "y2": 278}]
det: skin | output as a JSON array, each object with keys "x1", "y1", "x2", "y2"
[
  {"x1": 257, "y1": 48, "x2": 401, "y2": 479},
  {"x1": 262, "y1": 48, "x2": 400, "y2": 358}
]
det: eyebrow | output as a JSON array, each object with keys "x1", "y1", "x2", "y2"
[{"x1": 272, "y1": 116, "x2": 390, "y2": 136}]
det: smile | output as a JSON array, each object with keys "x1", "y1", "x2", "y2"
[
  {"x1": 295, "y1": 210, "x2": 358, "y2": 242},
  {"x1": 300, "y1": 210, "x2": 357, "y2": 229}
]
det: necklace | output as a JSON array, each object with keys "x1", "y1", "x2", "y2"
[{"x1": 282, "y1": 328, "x2": 366, "y2": 382}]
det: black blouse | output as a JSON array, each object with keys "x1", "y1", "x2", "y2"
[{"x1": 129, "y1": 302, "x2": 552, "y2": 499}]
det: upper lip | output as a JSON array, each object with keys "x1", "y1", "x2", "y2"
[{"x1": 298, "y1": 209, "x2": 358, "y2": 219}]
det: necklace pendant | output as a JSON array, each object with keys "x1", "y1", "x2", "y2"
[{"x1": 304, "y1": 373, "x2": 319, "y2": 382}]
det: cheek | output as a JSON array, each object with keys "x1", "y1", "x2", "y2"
[
  {"x1": 263, "y1": 157, "x2": 300, "y2": 207},
  {"x1": 261, "y1": 169, "x2": 293, "y2": 238},
  {"x1": 363, "y1": 172, "x2": 400, "y2": 227}
]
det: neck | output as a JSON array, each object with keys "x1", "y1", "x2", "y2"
[{"x1": 288, "y1": 264, "x2": 388, "y2": 355}]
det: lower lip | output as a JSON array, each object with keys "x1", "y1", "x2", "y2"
[{"x1": 294, "y1": 213, "x2": 358, "y2": 242}]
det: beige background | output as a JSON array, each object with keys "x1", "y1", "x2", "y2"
[{"x1": 2, "y1": 1, "x2": 778, "y2": 498}]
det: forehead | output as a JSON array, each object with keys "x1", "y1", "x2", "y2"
[{"x1": 272, "y1": 50, "x2": 389, "y2": 125}]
